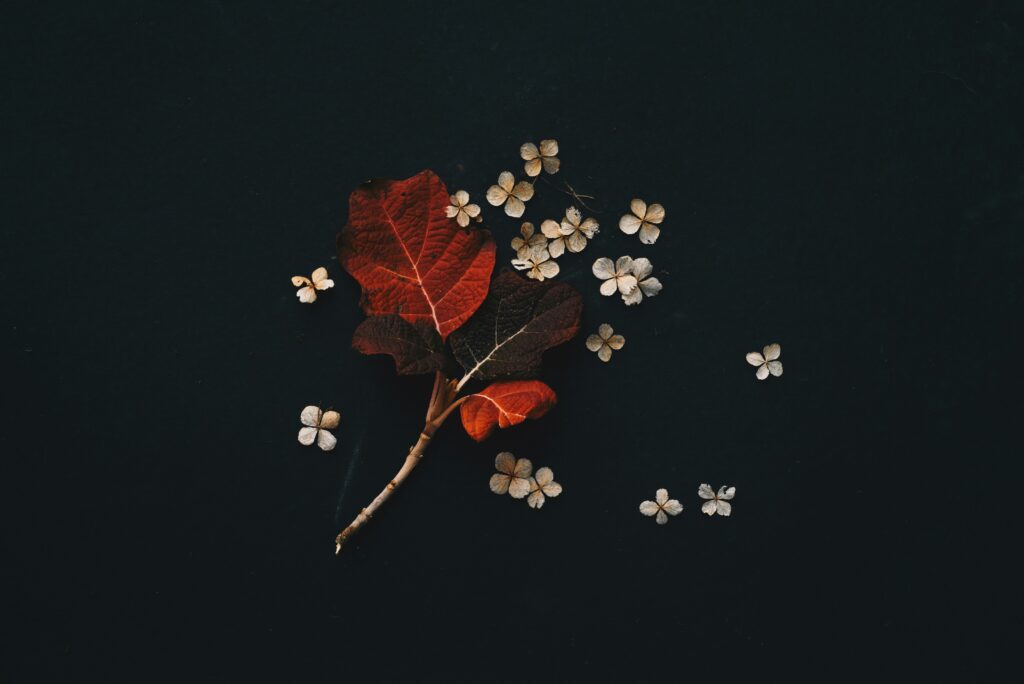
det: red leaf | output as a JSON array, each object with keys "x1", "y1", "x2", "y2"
[
  {"x1": 459, "y1": 380, "x2": 557, "y2": 442},
  {"x1": 352, "y1": 314, "x2": 456, "y2": 376},
  {"x1": 339, "y1": 170, "x2": 496, "y2": 341}
]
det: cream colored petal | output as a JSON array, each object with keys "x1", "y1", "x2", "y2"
[
  {"x1": 746, "y1": 351, "x2": 766, "y2": 366},
  {"x1": 578, "y1": 218, "x2": 599, "y2": 238},
  {"x1": 539, "y1": 139, "x2": 558, "y2": 157},
  {"x1": 597, "y1": 345, "x2": 612, "y2": 362},
  {"x1": 300, "y1": 405, "x2": 321, "y2": 427},
  {"x1": 527, "y1": 488, "x2": 545, "y2": 509},
  {"x1": 520, "y1": 222, "x2": 535, "y2": 239},
  {"x1": 498, "y1": 171, "x2": 514, "y2": 192},
  {"x1": 511, "y1": 181, "x2": 534, "y2": 201},
  {"x1": 456, "y1": 211, "x2": 470, "y2": 227},
  {"x1": 630, "y1": 198, "x2": 647, "y2": 219},
  {"x1": 523, "y1": 157, "x2": 542, "y2": 177},
  {"x1": 630, "y1": 257, "x2": 653, "y2": 281},
  {"x1": 547, "y1": 237, "x2": 565, "y2": 258},
  {"x1": 614, "y1": 256, "x2": 634, "y2": 275},
  {"x1": 511, "y1": 258, "x2": 531, "y2": 271},
  {"x1": 319, "y1": 411, "x2": 340, "y2": 429},
  {"x1": 557, "y1": 219, "x2": 576, "y2": 236},
  {"x1": 655, "y1": 509, "x2": 668, "y2": 525},
  {"x1": 564, "y1": 230, "x2": 588, "y2": 253},
  {"x1": 495, "y1": 452, "x2": 517, "y2": 474},
  {"x1": 541, "y1": 156, "x2": 560, "y2": 174},
  {"x1": 520, "y1": 142, "x2": 539, "y2": 160},
  {"x1": 639, "y1": 277, "x2": 662, "y2": 297},
  {"x1": 513, "y1": 457, "x2": 533, "y2": 479},
  {"x1": 756, "y1": 364, "x2": 770, "y2": 380},
  {"x1": 767, "y1": 360, "x2": 783, "y2": 377},
  {"x1": 644, "y1": 203, "x2": 665, "y2": 223},
  {"x1": 504, "y1": 195, "x2": 525, "y2": 218},
  {"x1": 618, "y1": 214, "x2": 642, "y2": 235},
  {"x1": 655, "y1": 488, "x2": 669, "y2": 505},
  {"x1": 599, "y1": 278, "x2": 618, "y2": 296},
  {"x1": 639, "y1": 500, "x2": 659, "y2": 516},
  {"x1": 291, "y1": 275, "x2": 310, "y2": 287},
  {"x1": 698, "y1": 483, "x2": 715, "y2": 499},
  {"x1": 297, "y1": 426, "x2": 318, "y2": 446},
  {"x1": 538, "y1": 260, "x2": 560, "y2": 279},
  {"x1": 716, "y1": 500, "x2": 732, "y2": 516},
  {"x1": 445, "y1": 205, "x2": 459, "y2": 218},
  {"x1": 489, "y1": 473, "x2": 511, "y2": 495},
  {"x1": 621, "y1": 288, "x2": 643, "y2": 306},
  {"x1": 297, "y1": 286, "x2": 317, "y2": 303},
  {"x1": 317, "y1": 429, "x2": 337, "y2": 451},
  {"x1": 597, "y1": 323, "x2": 614, "y2": 340},
  {"x1": 528, "y1": 234, "x2": 547, "y2": 249},
  {"x1": 464, "y1": 203, "x2": 480, "y2": 218},
  {"x1": 511, "y1": 237, "x2": 525, "y2": 251},
  {"x1": 606, "y1": 334, "x2": 625, "y2": 350},
  {"x1": 702, "y1": 499, "x2": 718, "y2": 516},
  {"x1": 534, "y1": 467, "x2": 553, "y2": 486},
  {"x1": 315, "y1": 278, "x2": 335, "y2": 291},
  {"x1": 564, "y1": 205, "x2": 581, "y2": 227},
  {"x1": 542, "y1": 481, "x2": 562, "y2": 497},
  {"x1": 486, "y1": 184, "x2": 508, "y2": 206},
  {"x1": 718, "y1": 486, "x2": 736, "y2": 500},
  {"x1": 763, "y1": 343, "x2": 781, "y2": 361},
  {"x1": 508, "y1": 476, "x2": 531, "y2": 499},
  {"x1": 662, "y1": 499, "x2": 683, "y2": 516},
  {"x1": 311, "y1": 267, "x2": 328, "y2": 283},
  {"x1": 453, "y1": 189, "x2": 469, "y2": 206},
  {"x1": 617, "y1": 274, "x2": 638, "y2": 295},
  {"x1": 585, "y1": 334, "x2": 604, "y2": 352},
  {"x1": 540, "y1": 219, "x2": 562, "y2": 239},
  {"x1": 592, "y1": 257, "x2": 615, "y2": 279},
  {"x1": 639, "y1": 223, "x2": 661, "y2": 245}
]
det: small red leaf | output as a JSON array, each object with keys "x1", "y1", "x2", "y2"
[
  {"x1": 352, "y1": 314, "x2": 455, "y2": 376},
  {"x1": 459, "y1": 380, "x2": 557, "y2": 442},
  {"x1": 339, "y1": 170, "x2": 496, "y2": 341}
]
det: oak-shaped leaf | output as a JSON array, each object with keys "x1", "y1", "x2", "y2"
[
  {"x1": 460, "y1": 380, "x2": 557, "y2": 442},
  {"x1": 449, "y1": 270, "x2": 582, "y2": 382},
  {"x1": 338, "y1": 170, "x2": 496, "y2": 341},
  {"x1": 351, "y1": 314, "x2": 456, "y2": 376}
]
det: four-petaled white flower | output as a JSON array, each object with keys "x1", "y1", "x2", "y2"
[
  {"x1": 746, "y1": 343, "x2": 783, "y2": 380},
  {"x1": 621, "y1": 257, "x2": 663, "y2": 306},
  {"x1": 592, "y1": 256, "x2": 638, "y2": 297},
  {"x1": 585, "y1": 324, "x2": 625, "y2": 362},
  {"x1": 512, "y1": 245, "x2": 559, "y2": 281},
  {"x1": 540, "y1": 206, "x2": 599, "y2": 257},
  {"x1": 490, "y1": 452, "x2": 533, "y2": 499},
  {"x1": 291, "y1": 267, "x2": 334, "y2": 304},
  {"x1": 520, "y1": 139, "x2": 560, "y2": 177},
  {"x1": 618, "y1": 199, "x2": 666, "y2": 245},
  {"x1": 639, "y1": 488, "x2": 684, "y2": 524},
  {"x1": 444, "y1": 190, "x2": 480, "y2": 227},
  {"x1": 510, "y1": 222, "x2": 548, "y2": 260},
  {"x1": 486, "y1": 171, "x2": 535, "y2": 218},
  {"x1": 698, "y1": 484, "x2": 736, "y2": 516},
  {"x1": 526, "y1": 467, "x2": 562, "y2": 509},
  {"x1": 297, "y1": 405, "x2": 340, "y2": 451}
]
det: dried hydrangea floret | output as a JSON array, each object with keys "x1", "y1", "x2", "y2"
[
  {"x1": 639, "y1": 488, "x2": 684, "y2": 524},
  {"x1": 585, "y1": 324, "x2": 625, "y2": 362},
  {"x1": 511, "y1": 245, "x2": 559, "y2": 281},
  {"x1": 510, "y1": 221, "x2": 548, "y2": 260},
  {"x1": 291, "y1": 267, "x2": 334, "y2": 304},
  {"x1": 618, "y1": 199, "x2": 665, "y2": 245},
  {"x1": 444, "y1": 190, "x2": 481, "y2": 227},
  {"x1": 698, "y1": 484, "x2": 736, "y2": 516},
  {"x1": 526, "y1": 467, "x2": 562, "y2": 509},
  {"x1": 486, "y1": 171, "x2": 535, "y2": 218},
  {"x1": 592, "y1": 256, "x2": 638, "y2": 297},
  {"x1": 297, "y1": 405, "x2": 340, "y2": 451},
  {"x1": 489, "y1": 452, "x2": 533, "y2": 499},
  {"x1": 745, "y1": 343, "x2": 783, "y2": 380},
  {"x1": 520, "y1": 139, "x2": 560, "y2": 177},
  {"x1": 621, "y1": 257, "x2": 663, "y2": 305},
  {"x1": 541, "y1": 206, "x2": 598, "y2": 256}
]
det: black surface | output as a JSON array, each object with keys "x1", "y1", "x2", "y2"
[{"x1": 5, "y1": 1, "x2": 1022, "y2": 680}]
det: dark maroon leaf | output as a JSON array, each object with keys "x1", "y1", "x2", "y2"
[{"x1": 352, "y1": 314, "x2": 455, "y2": 376}]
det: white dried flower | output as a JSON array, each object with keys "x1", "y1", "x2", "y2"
[
  {"x1": 490, "y1": 452, "x2": 533, "y2": 499},
  {"x1": 291, "y1": 267, "x2": 334, "y2": 304},
  {"x1": 745, "y1": 343, "x2": 783, "y2": 380},
  {"x1": 621, "y1": 257, "x2": 663, "y2": 305},
  {"x1": 592, "y1": 256, "x2": 638, "y2": 297},
  {"x1": 486, "y1": 171, "x2": 535, "y2": 218},
  {"x1": 540, "y1": 206, "x2": 598, "y2": 256},
  {"x1": 698, "y1": 484, "x2": 736, "y2": 516},
  {"x1": 297, "y1": 405, "x2": 340, "y2": 451},
  {"x1": 512, "y1": 245, "x2": 559, "y2": 281},
  {"x1": 444, "y1": 190, "x2": 481, "y2": 227},
  {"x1": 639, "y1": 488, "x2": 684, "y2": 524},
  {"x1": 520, "y1": 139, "x2": 560, "y2": 177},
  {"x1": 510, "y1": 222, "x2": 548, "y2": 259},
  {"x1": 526, "y1": 467, "x2": 562, "y2": 509},
  {"x1": 585, "y1": 324, "x2": 625, "y2": 362},
  {"x1": 618, "y1": 199, "x2": 665, "y2": 244}
]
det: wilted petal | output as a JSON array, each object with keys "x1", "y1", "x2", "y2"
[
  {"x1": 564, "y1": 206, "x2": 581, "y2": 227},
  {"x1": 297, "y1": 426, "x2": 318, "y2": 446},
  {"x1": 617, "y1": 275, "x2": 638, "y2": 295},
  {"x1": 614, "y1": 256, "x2": 634, "y2": 275},
  {"x1": 320, "y1": 411, "x2": 340, "y2": 429},
  {"x1": 511, "y1": 258, "x2": 531, "y2": 271},
  {"x1": 767, "y1": 360, "x2": 783, "y2": 376},
  {"x1": 464, "y1": 203, "x2": 480, "y2": 218},
  {"x1": 716, "y1": 501, "x2": 732, "y2": 516},
  {"x1": 527, "y1": 488, "x2": 545, "y2": 509},
  {"x1": 300, "y1": 406, "x2": 321, "y2": 427},
  {"x1": 511, "y1": 181, "x2": 534, "y2": 201},
  {"x1": 578, "y1": 217, "x2": 599, "y2": 238},
  {"x1": 456, "y1": 211, "x2": 469, "y2": 227},
  {"x1": 639, "y1": 278, "x2": 662, "y2": 297},
  {"x1": 662, "y1": 499, "x2": 683, "y2": 516},
  {"x1": 315, "y1": 277, "x2": 334, "y2": 291},
  {"x1": 586, "y1": 334, "x2": 604, "y2": 352},
  {"x1": 592, "y1": 257, "x2": 615, "y2": 279},
  {"x1": 513, "y1": 457, "x2": 533, "y2": 479},
  {"x1": 520, "y1": 142, "x2": 540, "y2": 160},
  {"x1": 618, "y1": 214, "x2": 642, "y2": 235},
  {"x1": 639, "y1": 223, "x2": 661, "y2": 245},
  {"x1": 702, "y1": 500, "x2": 718, "y2": 516},
  {"x1": 746, "y1": 352, "x2": 766, "y2": 366},
  {"x1": 291, "y1": 275, "x2": 310, "y2": 287},
  {"x1": 541, "y1": 480, "x2": 562, "y2": 497},
  {"x1": 547, "y1": 237, "x2": 566, "y2": 258},
  {"x1": 597, "y1": 345, "x2": 612, "y2": 362},
  {"x1": 655, "y1": 509, "x2": 668, "y2": 525},
  {"x1": 297, "y1": 286, "x2": 317, "y2": 303},
  {"x1": 557, "y1": 219, "x2": 576, "y2": 236},
  {"x1": 535, "y1": 467, "x2": 553, "y2": 486},
  {"x1": 538, "y1": 260, "x2": 560, "y2": 279},
  {"x1": 639, "y1": 500, "x2": 659, "y2": 516},
  {"x1": 509, "y1": 476, "x2": 531, "y2": 499},
  {"x1": 489, "y1": 472, "x2": 511, "y2": 495},
  {"x1": 630, "y1": 198, "x2": 647, "y2": 219},
  {"x1": 541, "y1": 156, "x2": 560, "y2": 174},
  {"x1": 539, "y1": 139, "x2": 558, "y2": 157},
  {"x1": 317, "y1": 429, "x2": 337, "y2": 451},
  {"x1": 763, "y1": 343, "x2": 781, "y2": 361},
  {"x1": 445, "y1": 205, "x2": 460, "y2": 218},
  {"x1": 631, "y1": 257, "x2": 653, "y2": 281},
  {"x1": 644, "y1": 203, "x2": 665, "y2": 223},
  {"x1": 565, "y1": 230, "x2": 588, "y2": 253},
  {"x1": 655, "y1": 488, "x2": 669, "y2": 505},
  {"x1": 504, "y1": 195, "x2": 525, "y2": 218},
  {"x1": 698, "y1": 483, "x2": 715, "y2": 499},
  {"x1": 756, "y1": 364, "x2": 770, "y2": 380},
  {"x1": 486, "y1": 185, "x2": 508, "y2": 206},
  {"x1": 540, "y1": 219, "x2": 562, "y2": 239},
  {"x1": 597, "y1": 323, "x2": 614, "y2": 340},
  {"x1": 498, "y1": 171, "x2": 514, "y2": 192},
  {"x1": 523, "y1": 158, "x2": 542, "y2": 177},
  {"x1": 607, "y1": 334, "x2": 625, "y2": 350},
  {"x1": 621, "y1": 287, "x2": 643, "y2": 306},
  {"x1": 311, "y1": 267, "x2": 329, "y2": 284},
  {"x1": 453, "y1": 190, "x2": 469, "y2": 206},
  {"x1": 718, "y1": 486, "x2": 736, "y2": 500},
  {"x1": 520, "y1": 222, "x2": 535, "y2": 239},
  {"x1": 599, "y1": 279, "x2": 619, "y2": 296},
  {"x1": 495, "y1": 452, "x2": 516, "y2": 474}
]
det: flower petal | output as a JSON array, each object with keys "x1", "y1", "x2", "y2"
[
  {"x1": 548, "y1": 237, "x2": 566, "y2": 258},
  {"x1": 662, "y1": 499, "x2": 683, "y2": 516},
  {"x1": 315, "y1": 278, "x2": 335, "y2": 291},
  {"x1": 614, "y1": 256, "x2": 634, "y2": 275},
  {"x1": 698, "y1": 483, "x2": 715, "y2": 499},
  {"x1": 767, "y1": 360, "x2": 783, "y2": 377},
  {"x1": 716, "y1": 500, "x2": 732, "y2": 516},
  {"x1": 639, "y1": 222, "x2": 660, "y2": 245},
  {"x1": 456, "y1": 211, "x2": 469, "y2": 227},
  {"x1": 618, "y1": 214, "x2": 642, "y2": 235},
  {"x1": 565, "y1": 230, "x2": 588, "y2": 253},
  {"x1": 756, "y1": 364, "x2": 770, "y2": 380},
  {"x1": 621, "y1": 287, "x2": 643, "y2": 306},
  {"x1": 495, "y1": 452, "x2": 516, "y2": 474},
  {"x1": 513, "y1": 457, "x2": 533, "y2": 479},
  {"x1": 599, "y1": 278, "x2": 619, "y2": 296},
  {"x1": 511, "y1": 258, "x2": 531, "y2": 271},
  {"x1": 539, "y1": 139, "x2": 558, "y2": 157},
  {"x1": 639, "y1": 277, "x2": 662, "y2": 297},
  {"x1": 520, "y1": 142, "x2": 539, "y2": 161},
  {"x1": 504, "y1": 195, "x2": 525, "y2": 218},
  {"x1": 655, "y1": 509, "x2": 668, "y2": 525},
  {"x1": 541, "y1": 156, "x2": 560, "y2": 174},
  {"x1": 319, "y1": 411, "x2": 340, "y2": 429},
  {"x1": 486, "y1": 185, "x2": 507, "y2": 206},
  {"x1": 291, "y1": 276, "x2": 310, "y2": 287},
  {"x1": 617, "y1": 275, "x2": 638, "y2": 295},
  {"x1": 509, "y1": 476, "x2": 531, "y2": 499},
  {"x1": 511, "y1": 181, "x2": 534, "y2": 201},
  {"x1": 630, "y1": 198, "x2": 647, "y2": 218},
  {"x1": 489, "y1": 473, "x2": 511, "y2": 495},
  {"x1": 578, "y1": 218, "x2": 599, "y2": 238},
  {"x1": 564, "y1": 205, "x2": 581, "y2": 227},
  {"x1": 538, "y1": 260, "x2": 560, "y2": 279},
  {"x1": 540, "y1": 219, "x2": 562, "y2": 239},
  {"x1": 297, "y1": 286, "x2": 317, "y2": 303},
  {"x1": 445, "y1": 205, "x2": 459, "y2": 218},
  {"x1": 592, "y1": 257, "x2": 615, "y2": 279},
  {"x1": 498, "y1": 171, "x2": 514, "y2": 192},
  {"x1": 464, "y1": 203, "x2": 480, "y2": 218},
  {"x1": 300, "y1": 406, "x2": 321, "y2": 427},
  {"x1": 606, "y1": 334, "x2": 625, "y2": 350},
  {"x1": 317, "y1": 429, "x2": 337, "y2": 451},
  {"x1": 535, "y1": 467, "x2": 553, "y2": 486},
  {"x1": 763, "y1": 343, "x2": 781, "y2": 361},
  {"x1": 718, "y1": 486, "x2": 736, "y2": 500},
  {"x1": 527, "y1": 487, "x2": 545, "y2": 509},
  {"x1": 639, "y1": 500, "x2": 659, "y2": 516},
  {"x1": 597, "y1": 345, "x2": 612, "y2": 362},
  {"x1": 746, "y1": 352, "x2": 766, "y2": 366},
  {"x1": 311, "y1": 267, "x2": 329, "y2": 284},
  {"x1": 598, "y1": 323, "x2": 614, "y2": 340},
  {"x1": 655, "y1": 488, "x2": 669, "y2": 505},
  {"x1": 644, "y1": 203, "x2": 665, "y2": 223},
  {"x1": 585, "y1": 334, "x2": 604, "y2": 352},
  {"x1": 630, "y1": 257, "x2": 653, "y2": 281},
  {"x1": 542, "y1": 481, "x2": 562, "y2": 497},
  {"x1": 523, "y1": 158, "x2": 542, "y2": 177},
  {"x1": 454, "y1": 190, "x2": 469, "y2": 206},
  {"x1": 702, "y1": 500, "x2": 718, "y2": 516},
  {"x1": 298, "y1": 426, "x2": 318, "y2": 445}
]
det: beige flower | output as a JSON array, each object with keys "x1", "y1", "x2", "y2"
[
  {"x1": 526, "y1": 467, "x2": 562, "y2": 509},
  {"x1": 585, "y1": 324, "x2": 625, "y2": 362},
  {"x1": 291, "y1": 267, "x2": 334, "y2": 304},
  {"x1": 297, "y1": 405, "x2": 340, "y2": 451},
  {"x1": 698, "y1": 484, "x2": 736, "y2": 516},
  {"x1": 639, "y1": 488, "x2": 684, "y2": 524},
  {"x1": 444, "y1": 190, "x2": 480, "y2": 227},
  {"x1": 490, "y1": 452, "x2": 533, "y2": 499},
  {"x1": 745, "y1": 343, "x2": 783, "y2": 380},
  {"x1": 511, "y1": 245, "x2": 559, "y2": 281},
  {"x1": 618, "y1": 199, "x2": 666, "y2": 244},
  {"x1": 541, "y1": 206, "x2": 598, "y2": 256},
  {"x1": 592, "y1": 256, "x2": 638, "y2": 297},
  {"x1": 520, "y1": 139, "x2": 560, "y2": 177},
  {"x1": 510, "y1": 222, "x2": 548, "y2": 259},
  {"x1": 486, "y1": 171, "x2": 535, "y2": 218},
  {"x1": 621, "y1": 258, "x2": 663, "y2": 306}
]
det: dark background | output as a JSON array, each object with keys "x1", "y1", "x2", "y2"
[{"x1": 5, "y1": 1, "x2": 1022, "y2": 680}]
